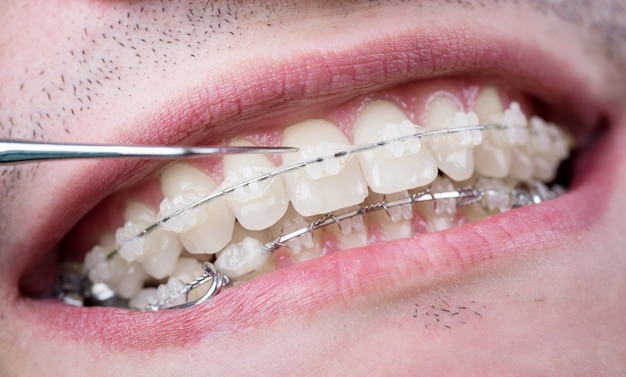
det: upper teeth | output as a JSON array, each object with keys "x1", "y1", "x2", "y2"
[{"x1": 79, "y1": 87, "x2": 572, "y2": 307}]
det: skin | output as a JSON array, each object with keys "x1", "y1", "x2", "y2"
[{"x1": 1, "y1": 1, "x2": 625, "y2": 376}]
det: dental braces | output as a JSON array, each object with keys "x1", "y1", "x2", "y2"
[
  {"x1": 58, "y1": 177, "x2": 565, "y2": 311},
  {"x1": 115, "y1": 120, "x2": 562, "y2": 257},
  {"x1": 58, "y1": 115, "x2": 569, "y2": 310}
]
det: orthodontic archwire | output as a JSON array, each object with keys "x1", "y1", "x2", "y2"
[{"x1": 71, "y1": 122, "x2": 567, "y2": 310}]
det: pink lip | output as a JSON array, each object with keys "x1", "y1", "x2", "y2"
[{"x1": 11, "y1": 28, "x2": 613, "y2": 351}]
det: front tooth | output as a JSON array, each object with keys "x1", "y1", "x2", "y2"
[
  {"x1": 172, "y1": 257, "x2": 205, "y2": 284},
  {"x1": 424, "y1": 97, "x2": 477, "y2": 181},
  {"x1": 223, "y1": 139, "x2": 289, "y2": 231},
  {"x1": 282, "y1": 119, "x2": 368, "y2": 216},
  {"x1": 160, "y1": 163, "x2": 235, "y2": 254},
  {"x1": 353, "y1": 100, "x2": 438, "y2": 194},
  {"x1": 473, "y1": 88, "x2": 512, "y2": 178},
  {"x1": 215, "y1": 237, "x2": 269, "y2": 278}
]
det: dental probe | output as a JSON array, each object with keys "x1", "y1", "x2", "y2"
[{"x1": 0, "y1": 139, "x2": 298, "y2": 164}]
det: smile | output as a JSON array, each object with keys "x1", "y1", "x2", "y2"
[
  {"x1": 13, "y1": 20, "x2": 611, "y2": 350},
  {"x1": 59, "y1": 81, "x2": 573, "y2": 311}
]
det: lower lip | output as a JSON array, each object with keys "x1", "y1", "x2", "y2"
[{"x1": 15, "y1": 124, "x2": 613, "y2": 352}]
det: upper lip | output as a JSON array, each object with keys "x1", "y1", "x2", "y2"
[{"x1": 11, "y1": 25, "x2": 612, "y2": 348}]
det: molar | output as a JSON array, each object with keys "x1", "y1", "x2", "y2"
[
  {"x1": 222, "y1": 139, "x2": 289, "y2": 231},
  {"x1": 424, "y1": 96, "x2": 480, "y2": 181},
  {"x1": 353, "y1": 100, "x2": 438, "y2": 194},
  {"x1": 282, "y1": 119, "x2": 368, "y2": 216},
  {"x1": 160, "y1": 163, "x2": 235, "y2": 254}
]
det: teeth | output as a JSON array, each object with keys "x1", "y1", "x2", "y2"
[
  {"x1": 475, "y1": 177, "x2": 514, "y2": 213},
  {"x1": 222, "y1": 139, "x2": 289, "y2": 231},
  {"x1": 424, "y1": 97, "x2": 479, "y2": 181},
  {"x1": 384, "y1": 190, "x2": 413, "y2": 223},
  {"x1": 526, "y1": 117, "x2": 570, "y2": 181},
  {"x1": 215, "y1": 237, "x2": 269, "y2": 278},
  {"x1": 129, "y1": 288, "x2": 157, "y2": 310},
  {"x1": 270, "y1": 207, "x2": 314, "y2": 254},
  {"x1": 140, "y1": 229, "x2": 182, "y2": 279},
  {"x1": 419, "y1": 176, "x2": 458, "y2": 231},
  {"x1": 171, "y1": 257, "x2": 205, "y2": 284},
  {"x1": 473, "y1": 88, "x2": 512, "y2": 178},
  {"x1": 160, "y1": 164, "x2": 235, "y2": 254},
  {"x1": 353, "y1": 100, "x2": 438, "y2": 194},
  {"x1": 112, "y1": 260, "x2": 147, "y2": 299},
  {"x1": 282, "y1": 119, "x2": 368, "y2": 216}
]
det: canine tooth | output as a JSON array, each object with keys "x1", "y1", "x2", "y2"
[
  {"x1": 424, "y1": 97, "x2": 476, "y2": 181},
  {"x1": 354, "y1": 100, "x2": 438, "y2": 194},
  {"x1": 282, "y1": 119, "x2": 368, "y2": 216},
  {"x1": 215, "y1": 237, "x2": 269, "y2": 278},
  {"x1": 223, "y1": 140, "x2": 289, "y2": 231},
  {"x1": 140, "y1": 229, "x2": 183, "y2": 279},
  {"x1": 158, "y1": 194, "x2": 206, "y2": 233},
  {"x1": 473, "y1": 88, "x2": 512, "y2": 178},
  {"x1": 129, "y1": 288, "x2": 157, "y2": 310},
  {"x1": 160, "y1": 164, "x2": 235, "y2": 254}
]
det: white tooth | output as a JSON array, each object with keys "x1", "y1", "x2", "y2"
[
  {"x1": 432, "y1": 177, "x2": 456, "y2": 216},
  {"x1": 140, "y1": 229, "x2": 183, "y2": 279},
  {"x1": 129, "y1": 288, "x2": 157, "y2": 310},
  {"x1": 282, "y1": 119, "x2": 368, "y2": 216},
  {"x1": 215, "y1": 237, "x2": 269, "y2": 278},
  {"x1": 473, "y1": 87, "x2": 503, "y2": 123},
  {"x1": 424, "y1": 97, "x2": 476, "y2": 181},
  {"x1": 335, "y1": 205, "x2": 365, "y2": 236},
  {"x1": 156, "y1": 278, "x2": 187, "y2": 308},
  {"x1": 527, "y1": 116, "x2": 565, "y2": 181},
  {"x1": 474, "y1": 140, "x2": 512, "y2": 178},
  {"x1": 158, "y1": 194, "x2": 207, "y2": 233},
  {"x1": 270, "y1": 207, "x2": 314, "y2": 254},
  {"x1": 509, "y1": 148, "x2": 534, "y2": 180},
  {"x1": 223, "y1": 139, "x2": 289, "y2": 231},
  {"x1": 113, "y1": 261, "x2": 147, "y2": 299},
  {"x1": 353, "y1": 100, "x2": 438, "y2": 194},
  {"x1": 124, "y1": 202, "x2": 156, "y2": 227},
  {"x1": 161, "y1": 163, "x2": 214, "y2": 198},
  {"x1": 502, "y1": 102, "x2": 529, "y2": 145},
  {"x1": 384, "y1": 191, "x2": 413, "y2": 223},
  {"x1": 85, "y1": 245, "x2": 113, "y2": 283},
  {"x1": 172, "y1": 257, "x2": 204, "y2": 284},
  {"x1": 160, "y1": 164, "x2": 235, "y2": 254},
  {"x1": 115, "y1": 221, "x2": 145, "y2": 262},
  {"x1": 473, "y1": 88, "x2": 512, "y2": 178},
  {"x1": 476, "y1": 177, "x2": 514, "y2": 213}
]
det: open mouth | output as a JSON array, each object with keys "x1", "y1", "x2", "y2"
[
  {"x1": 55, "y1": 80, "x2": 574, "y2": 311},
  {"x1": 11, "y1": 18, "x2": 614, "y2": 352}
]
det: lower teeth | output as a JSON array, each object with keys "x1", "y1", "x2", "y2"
[{"x1": 55, "y1": 176, "x2": 565, "y2": 311}]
